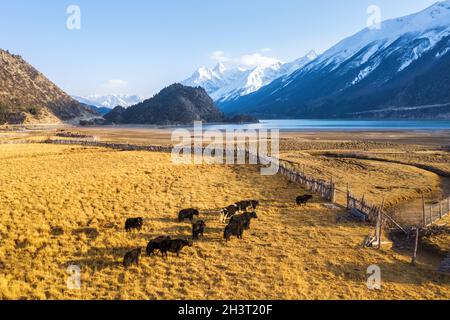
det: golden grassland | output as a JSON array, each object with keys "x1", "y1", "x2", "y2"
[
  {"x1": 422, "y1": 214, "x2": 450, "y2": 257},
  {"x1": 0, "y1": 144, "x2": 449, "y2": 300},
  {"x1": 280, "y1": 150, "x2": 439, "y2": 209},
  {"x1": 278, "y1": 138, "x2": 446, "y2": 208}
]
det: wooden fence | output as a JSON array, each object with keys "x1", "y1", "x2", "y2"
[
  {"x1": 42, "y1": 139, "x2": 173, "y2": 153},
  {"x1": 24, "y1": 138, "x2": 450, "y2": 230},
  {"x1": 0, "y1": 140, "x2": 30, "y2": 145},
  {"x1": 44, "y1": 138, "x2": 337, "y2": 202},
  {"x1": 278, "y1": 164, "x2": 336, "y2": 202},
  {"x1": 345, "y1": 189, "x2": 381, "y2": 223}
]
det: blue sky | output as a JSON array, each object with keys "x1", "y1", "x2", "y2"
[{"x1": 0, "y1": 0, "x2": 439, "y2": 98}]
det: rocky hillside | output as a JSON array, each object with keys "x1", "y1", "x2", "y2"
[
  {"x1": 104, "y1": 84, "x2": 224, "y2": 125},
  {"x1": 0, "y1": 49, "x2": 97, "y2": 125}
]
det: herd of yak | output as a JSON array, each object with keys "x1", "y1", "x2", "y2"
[{"x1": 121, "y1": 195, "x2": 314, "y2": 268}]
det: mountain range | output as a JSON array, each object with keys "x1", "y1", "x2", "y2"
[
  {"x1": 72, "y1": 94, "x2": 142, "y2": 110},
  {"x1": 182, "y1": 50, "x2": 318, "y2": 104},
  {"x1": 0, "y1": 49, "x2": 98, "y2": 125},
  {"x1": 2, "y1": 1, "x2": 450, "y2": 125},
  {"x1": 183, "y1": 1, "x2": 450, "y2": 119}
]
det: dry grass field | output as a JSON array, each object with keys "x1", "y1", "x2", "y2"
[
  {"x1": 0, "y1": 143, "x2": 449, "y2": 300},
  {"x1": 279, "y1": 140, "x2": 445, "y2": 204}
]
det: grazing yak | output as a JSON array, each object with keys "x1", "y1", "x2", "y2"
[
  {"x1": 250, "y1": 200, "x2": 260, "y2": 210},
  {"x1": 296, "y1": 195, "x2": 313, "y2": 206},
  {"x1": 192, "y1": 220, "x2": 206, "y2": 240},
  {"x1": 235, "y1": 201, "x2": 251, "y2": 212},
  {"x1": 125, "y1": 217, "x2": 144, "y2": 232},
  {"x1": 178, "y1": 209, "x2": 200, "y2": 222},
  {"x1": 220, "y1": 204, "x2": 239, "y2": 223},
  {"x1": 235, "y1": 200, "x2": 260, "y2": 212},
  {"x1": 159, "y1": 239, "x2": 192, "y2": 257},
  {"x1": 224, "y1": 221, "x2": 245, "y2": 242},
  {"x1": 123, "y1": 248, "x2": 141, "y2": 268},
  {"x1": 230, "y1": 211, "x2": 258, "y2": 230},
  {"x1": 146, "y1": 236, "x2": 171, "y2": 256}
]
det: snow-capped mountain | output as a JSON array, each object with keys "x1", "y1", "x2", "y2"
[
  {"x1": 182, "y1": 50, "x2": 317, "y2": 103},
  {"x1": 299, "y1": 0, "x2": 450, "y2": 79},
  {"x1": 221, "y1": 1, "x2": 450, "y2": 119},
  {"x1": 73, "y1": 94, "x2": 143, "y2": 109}
]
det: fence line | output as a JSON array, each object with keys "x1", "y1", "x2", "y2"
[
  {"x1": 346, "y1": 191, "x2": 381, "y2": 223},
  {"x1": 277, "y1": 164, "x2": 335, "y2": 202},
  {"x1": 0, "y1": 139, "x2": 31, "y2": 145},
  {"x1": 22, "y1": 138, "x2": 450, "y2": 229},
  {"x1": 42, "y1": 139, "x2": 173, "y2": 153},
  {"x1": 44, "y1": 139, "x2": 337, "y2": 202}
]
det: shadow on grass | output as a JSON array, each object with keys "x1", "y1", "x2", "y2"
[
  {"x1": 72, "y1": 228, "x2": 100, "y2": 240},
  {"x1": 64, "y1": 258, "x2": 122, "y2": 271}
]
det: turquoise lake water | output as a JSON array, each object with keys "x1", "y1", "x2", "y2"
[{"x1": 202, "y1": 119, "x2": 450, "y2": 131}]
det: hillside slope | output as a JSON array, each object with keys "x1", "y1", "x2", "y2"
[
  {"x1": 0, "y1": 49, "x2": 97, "y2": 124},
  {"x1": 104, "y1": 84, "x2": 224, "y2": 125}
]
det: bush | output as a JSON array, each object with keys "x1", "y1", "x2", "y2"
[
  {"x1": 27, "y1": 105, "x2": 41, "y2": 116},
  {"x1": 0, "y1": 103, "x2": 9, "y2": 124}
]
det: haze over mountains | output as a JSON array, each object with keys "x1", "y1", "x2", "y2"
[
  {"x1": 0, "y1": 49, "x2": 97, "y2": 125},
  {"x1": 184, "y1": 1, "x2": 450, "y2": 119}
]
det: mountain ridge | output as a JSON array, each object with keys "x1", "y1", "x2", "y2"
[
  {"x1": 0, "y1": 49, "x2": 98, "y2": 124},
  {"x1": 182, "y1": 50, "x2": 318, "y2": 104},
  {"x1": 72, "y1": 94, "x2": 143, "y2": 109},
  {"x1": 219, "y1": 1, "x2": 450, "y2": 119}
]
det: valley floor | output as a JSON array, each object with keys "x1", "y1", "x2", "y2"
[{"x1": 0, "y1": 144, "x2": 449, "y2": 299}]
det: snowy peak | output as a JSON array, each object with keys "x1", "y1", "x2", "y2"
[
  {"x1": 213, "y1": 62, "x2": 227, "y2": 74},
  {"x1": 306, "y1": 50, "x2": 319, "y2": 60},
  {"x1": 220, "y1": 1, "x2": 450, "y2": 120},
  {"x1": 280, "y1": 50, "x2": 318, "y2": 76},
  {"x1": 313, "y1": 0, "x2": 450, "y2": 70},
  {"x1": 182, "y1": 50, "x2": 318, "y2": 102},
  {"x1": 73, "y1": 94, "x2": 143, "y2": 109}
]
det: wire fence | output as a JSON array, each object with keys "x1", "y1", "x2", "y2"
[{"x1": 423, "y1": 197, "x2": 450, "y2": 227}]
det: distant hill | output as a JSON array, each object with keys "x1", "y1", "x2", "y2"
[
  {"x1": 85, "y1": 104, "x2": 113, "y2": 116},
  {"x1": 0, "y1": 49, "x2": 98, "y2": 125},
  {"x1": 104, "y1": 84, "x2": 225, "y2": 125}
]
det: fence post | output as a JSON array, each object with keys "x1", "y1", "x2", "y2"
[
  {"x1": 439, "y1": 200, "x2": 443, "y2": 219},
  {"x1": 331, "y1": 183, "x2": 336, "y2": 204},
  {"x1": 422, "y1": 195, "x2": 426, "y2": 227},
  {"x1": 411, "y1": 228, "x2": 419, "y2": 266},
  {"x1": 377, "y1": 197, "x2": 385, "y2": 249},
  {"x1": 429, "y1": 205, "x2": 433, "y2": 225},
  {"x1": 346, "y1": 183, "x2": 350, "y2": 209},
  {"x1": 329, "y1": 177, "x2": 335, "y2": 202}
]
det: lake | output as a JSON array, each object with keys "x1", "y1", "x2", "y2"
[{"x1": 202, "y1": 119, "x2": 450, "y2": 131}]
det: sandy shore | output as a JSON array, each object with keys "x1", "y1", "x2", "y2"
[{"x1": 66, "y1": 125, "x2": 450, "y2": 147}]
